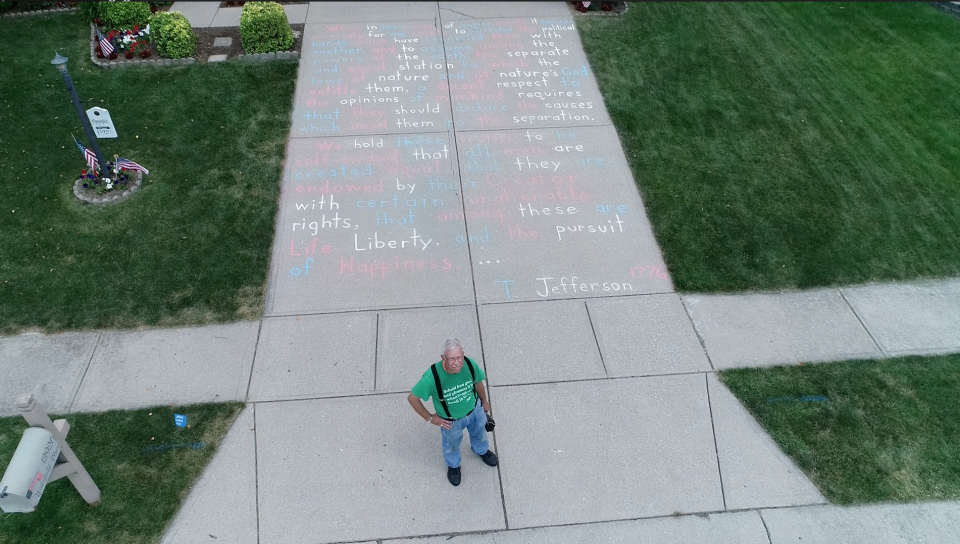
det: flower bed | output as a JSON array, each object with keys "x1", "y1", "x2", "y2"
[
  {"x1": 73, "y1": 166, "x2": 145, "y2": 205},
  {"x1": 570, "y1": 2, "x2": 627, "y2": 16}
]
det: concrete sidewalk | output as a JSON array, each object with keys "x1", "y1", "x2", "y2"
[{"x1": 3, "y1": 2, "x2": 960, "y2": 543}]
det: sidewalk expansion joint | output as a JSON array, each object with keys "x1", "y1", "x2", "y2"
[
  {"x1": 68, "y1": 331, "x2": 102, "y2": 413},
  {"x1": 703, "y1": 374, "x2": 728, "y2": 511},
  {"x1": 838, "y1": 287, "x2": 887, "y2": 357}
]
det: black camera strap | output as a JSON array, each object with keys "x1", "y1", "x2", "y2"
[{"x1": 430, "y1": 357, "x2": 479, "y2": 419}]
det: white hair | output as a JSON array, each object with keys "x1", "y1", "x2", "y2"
[{"x1": 442, "y1": 338, "x2": 463, "y2": 357}]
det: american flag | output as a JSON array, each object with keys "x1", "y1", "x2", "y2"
[
  {"x1": 98, "y1": 29, "x2": 114, "y2": 56},
  {"x1": 73, "y1": 135, "x2": 98, "y2": 170},
  {"x1": 116, "y1": 157, "x2": 149, "y2": 175}
]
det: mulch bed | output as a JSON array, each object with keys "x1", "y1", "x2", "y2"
[{"x1": 195, "y1": 24, "x2": 304, "y2": 62}]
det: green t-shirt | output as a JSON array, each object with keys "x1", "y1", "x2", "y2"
[{"x1": 412, "y1": 358, "x2": 485, "y2": 420}]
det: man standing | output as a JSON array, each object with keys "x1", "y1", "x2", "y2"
[{"x1": 408, "y1": 338, "x2": 498, "y2": 486}]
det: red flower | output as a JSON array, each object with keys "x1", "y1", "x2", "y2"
[
  {"x1": 601, "y1": 3, "x2": 611, "y2": 11},
  {"x1": 134, "y1": 24, "x2": 139, "y2": 32}
]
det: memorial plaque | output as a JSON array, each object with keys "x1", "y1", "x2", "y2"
[
  {"x1": 442, "y1": 16, "x2": 611, "y2": 130},
  {"x1": 292, "y1": 21, "x2": 456, "y2": 137},
  {"x1": 457, "y1": 125, "x2": 672, "y2": 303},
  {"x1": 267, "y1": 133, "x2": 473, "y2": 315},
  {"x1": 85, "y1": 106, "x2": 117, "y2": 139}
]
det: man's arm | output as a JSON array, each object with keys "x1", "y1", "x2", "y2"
[
  {"x1": 474, "y1": 381, "x2": 491, "y2": 414},
  {"x1": 408, "y1": 393, "x2": 451, "y2": 429}
]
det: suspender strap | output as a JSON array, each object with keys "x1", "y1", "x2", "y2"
[
  {"x1": 430, "y1": 363, "x2": 452, "y2": 418},
  {"x1": 431, "y1": 357, "x2": 481, "y2": 419},
  {"x1": 465, "y1": 357, "x2": 478, "y2": 401}
]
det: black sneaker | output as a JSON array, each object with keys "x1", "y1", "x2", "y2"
[
  {"x1": 479, "y1": 450, "x2": 499, "y2": 467},
  {"x1": 447, "y1": 466, "x2": 461, "y2": 486}
]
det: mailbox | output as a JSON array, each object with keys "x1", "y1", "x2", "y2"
[{"x1": 0, "y1": 428, "x2": 61, "y2": 513}]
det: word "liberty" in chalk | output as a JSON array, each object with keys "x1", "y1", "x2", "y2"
[{"x1": 354, "y1": 229, "x2": 433, "y2": 250}]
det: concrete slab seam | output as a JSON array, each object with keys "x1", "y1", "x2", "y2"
[
  {"x1": 68, "y1": 331, "x2": 102, "y2": 413},
  {"x1": 375, "y1": 506, "x2": 771, "y2": 542},
  {"x1": 437, "y1": 10, "x2": 482, "y2": 307},
  {"x1": 490, "y1": 405, "x2": 510, "y2": 530},
  {"x1": 439, "y1": 8, "x2": 477, "y2": 20},
  {"x1": 704, "y1": 373, "x2": 728, "y2": 511},
  {"x1": 474, "y1": 289, "x2": 680, "y2": 308},
  {"x1": 679, "y1": 295, "x2": 717, "y2": 371},
  {"x1": 244, "y1": 320, "x2": 264, "y2": 402},
  {"x1": 838, "y1": 288, "x2": 887, "y2": 357},
  {"x1": 757, "y1": 509, "x2": 775, "y2": 544},
  {"x1": 374, "y1": 313, "x2": 380, "y2": 390},
  {"x1": 265, "y1": 302, "x2": 481, "y2": 319},
  {"x1": 252, "y1": 402, "x2": 262, "y2": 544},
  {"x1": 583, "y1": 301, "x2": 609, "y2": 377},
  {"x1": 492, "y1": 370, "x2": 713, "y2": 390}
]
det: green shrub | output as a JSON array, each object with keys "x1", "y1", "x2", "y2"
[
  {"x1": 0, "y1": 2, "x2": 14, "y2": 14},
  {"x1": 100, "y1": 0, "x2": 152, "y2": 29},
  {"x1": 149, "y1": 10, "x2": 196, "y2": 59},
  {"x1": 76, "y1": 1, "x2": 107, "y2": 22},
  {"x1": 240, "y1": 1, "x2": 293, "y2": 54}
]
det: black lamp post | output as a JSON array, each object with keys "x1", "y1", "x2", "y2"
[{"x1": 51, "y1": 52, "x2": 108, "y2": 176}]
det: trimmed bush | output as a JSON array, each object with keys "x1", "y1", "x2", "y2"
[
  {"x1": 100, "y1": 0, "x2": 152, "y2": 29},
  {"x1": 149, "y1": 11, "x2": 196, "y2": 59},
  {"x1": 76, "y1": 1, "x2": 106, "y2": 22},
  {"x1": 240, "y1": 2, "x2": 293, "y2": 54}
]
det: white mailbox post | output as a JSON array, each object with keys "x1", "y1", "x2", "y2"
[{"x1": 0, "y1": 395, "x2": 101, "y2": 513}]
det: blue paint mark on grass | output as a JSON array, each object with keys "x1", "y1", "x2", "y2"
[{"x1": 766, "y1": 395, "x2": 828, "y2": 404}]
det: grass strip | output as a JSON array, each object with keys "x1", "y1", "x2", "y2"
[
  {"x1": 0, "y1": 402, "x2": 244, "y2": 544},
  {"x1": 719, "y1": 354, "x2": 960, "y2": 504},
  {"x1": 0, "y1": 12, "x2": 296, "y2": 333},
  {"x1": 578, "y1": 3, "x2": 960, "y2": 292}
]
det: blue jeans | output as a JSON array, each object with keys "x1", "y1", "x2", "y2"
[{"x1": 440, "y1": 400, "x2": 489, "y2": 468}]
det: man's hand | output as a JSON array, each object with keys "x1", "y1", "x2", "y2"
[
  {"x1": 429, "y1": 413, "x2": 453, "y2": 429},
  {"x1": 409, "y1": 393, "x2": 452, "y2": 429}
]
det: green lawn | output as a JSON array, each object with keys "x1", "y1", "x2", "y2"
[
  {"x1": 720, "y1": 354, "x2": 960, "y2": 504},
  {"x1": 0, "y1": 402, "x2": 243, "y2": 544},
  {"x1": 579, "y1": 3, "x2": 960, "y2": 292},
  {"x1": 0, "y1": 12, "x2": 296, "y2": 334}
]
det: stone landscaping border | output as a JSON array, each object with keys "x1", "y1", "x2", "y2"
[
  {"x1": 0, "y1": 5, "x2": 77, "y2": 19},
  {"x1": 88, "y1": 23, "x2": 299, "y2": 68},
  {"x1": 73, "y1": 170, "x2": 144, "y2": 205}
]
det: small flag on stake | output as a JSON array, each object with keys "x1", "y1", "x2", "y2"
[
  {"x1": 73, "y1": 135, "x2": 98, "y2": 171},
  {"x1": 97, "y1": 29, "x2": 114, "y2": 56},
  {"x1": 116, "y1": 157, "x2": 149, "y2": 175}
]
